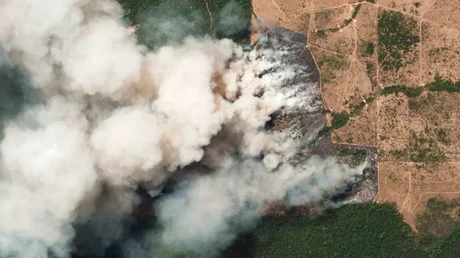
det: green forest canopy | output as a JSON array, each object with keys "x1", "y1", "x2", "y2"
[
  {"x1": 223, "y1": 203, "x2": 460, "y2": 258},
  {"x1": 118, "y1": 0, "x2": 252, "y2": 49}
]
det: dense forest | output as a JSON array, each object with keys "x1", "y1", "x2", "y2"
[
  {"x1": 222, "y1": 202, "x2": 460, "y2": 258},
  {"x1": 117, "y1": 0, "x2": 252, "y2": 48}
]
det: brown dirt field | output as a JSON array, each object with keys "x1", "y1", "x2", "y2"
[
  {"x1": 272, "y1": 0, "x2": 359, "y2": 19},
  {"x1": 252, "y1": 0, "x2": 287, "y2": 27},
  {"x1": 253, "y1": 0, "x2": 460, "y2": 232},
  {"x1": 310, "y1": 46, "x2": 347, "y2": 111},
  {"x1": 377, "y1": 93, "x2": 410, "y2": 161},
  {"x1": 310, "y1": 4, "x2": 379, "y2": 146},
  {"x1": 310, "y1": 0, "x2": 358, "y2": 10},
  {"x1": 378, "y1": 9, "x2": 421, "y2": 87},
  {"x1": 308, "y1": 6, "x2": 356, "y2": 56},
  {"x1": 333, "y1": 100, "x2": 378, "y2": 146},
  {"x1": 273, "y1": 0, "x2": 313, "y2": 19},
  {"x1": 377, "y1": 162, "x2": 411, "y2": 211},
  {"x1": 420, "y1": 21, "x2": 460, "y2": 84},
  {"x1": 408, "y1": 92, "x2": 460, "y2": 161},
  {"x1": 312, "y1": 47, "x2": 373, "y2": 113},
  {"x1": 310, "y1": 19, "x2": 355, "y2": 55},
  {"x1": 355, "y1": 3, "x2": 378, "y2": 39},
  {"x1": 423, "y1": 0, "x2": 460, "y2": 31},
  {"x1": 402, "y1": 163, "x2": 460, "y2": 229},
  {"x1": 377, "y1": 92, "x2": 460, "y2": 229},
  {"x1": 377, "y1": 0, "x2": 437, "y2": 16},
  {"x1": 310, "y1": 7, "x2": 350, "y2": 31},
  {"x1": 250, "y1": 32, "x2": 261, "y2": 45},
  {"x1": 281, "y1": 13, "x2": 311, "y2": 37},
  {"x1": 355, "y1": 3, "x2": 378, "y2": 89},
  {"x1": 379, "y1": 53, "x2": 421, "y2": 87},
  {"x1": 410, "y1": 163, "x2": 460, "y2": 190},
  {"x1": 399, "y1": 192, "x2": 419, "y2": 228},
  {"x1": 379, "y1": 162, "x2": 460, "y2": 229},
  {"x1": 414, "y1": 193, "x2": 460, "y2": 217}
]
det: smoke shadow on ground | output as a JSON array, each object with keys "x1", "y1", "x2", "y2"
[{"x1": 0, "y1": 52, "x2": 34, "y2": 138}]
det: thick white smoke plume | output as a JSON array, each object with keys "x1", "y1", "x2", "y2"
[{"x1": 0, "y1": 0, "x2": 366, "y2": 257}]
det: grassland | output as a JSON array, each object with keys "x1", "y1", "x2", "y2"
[{"x1": 330, "y1": 76, "x2": 460, "y2": 131}]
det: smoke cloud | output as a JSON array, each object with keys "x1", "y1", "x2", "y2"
[{"x1": 0, "y1": 0, "x2": 367, "y2": 257}]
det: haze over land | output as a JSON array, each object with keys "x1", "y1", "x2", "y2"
[
  {"x1": 2, "y1": 0, "x2": 460, "y2": 257},
  {"x1": 0, "y1": 0, "x2": 368, "y2": 257}
]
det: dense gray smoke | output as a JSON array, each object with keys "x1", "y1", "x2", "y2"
[{"x1": 0, "y1": 0, "x2": 366, "y2": 257}]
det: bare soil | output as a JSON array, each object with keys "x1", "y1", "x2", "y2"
[
  {"x1": 355, "y1": 3, "x2": 378, "y2": 89},
  {"x1": 398, "y1": 163, "x2": 460, "y2": 229},
  {"x1": 424, "y1": 0, "x2": 460, "y2": 31},
  {"x1": 252, "y1": 0, "x2": 287, "y2": 27},
  {"x1": 420, "y1": 21, "x2": 460, "y2": 84},
  {"x1": 252, "y1": 0, "x2": 460, "y2": 231},
  {"x1": 334, "y1": 101, "x2": 377, "y2": 146},
  {"x1": 311, "y1": 47, "x2": 374, "y2": 113},
  {"x1": 273, "y1": 0, "x2": 313, "y2": 19},
  {"x1": 377, "y1": 93, "x2": 410, "y2": 161},
  {"x1": 309, "y1": 6, "x2": 356, "y2": 55},
  {"x1": 281, "y1": 13, "x2": 311, "y2": 37},
  {"x1": 310, "y1": 0, "x2": 358, "y2": 11},
  {"x1": 377, "y1": 162, "x2": 411, "y2": 211},
  {"x1": 408, "y1": 92, "x2": 460, "y2": 161},
  {"x1": 378, "y1": 0, "x2": 437, "y2": 16}
]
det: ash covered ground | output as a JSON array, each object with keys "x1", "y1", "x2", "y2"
[{"x1": 259, "y1": 27, "x2": 378, "y2": 206}]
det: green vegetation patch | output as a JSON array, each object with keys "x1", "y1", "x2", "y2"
[
  {"x1": 427, "y1": 76, "x2": 460, "y2": 92},
  {"x1": 428, "y1": 228, "x2": 460, "y2": 257},
  {"x1": 408, "y1": 97, "x2": 428, "y2": 111},
  {"x1": 348, "y1": 95, "x2": 375, "y2": 116},
  {"x1": 223, "y1": 203, "x2": 425, "y2": 258},
  {"x1": 314, "y1": 10, "x2": 333, "y2": 21},
  {"x1": 315, "y1": 29, "x2": 327, "y2": 39},
  {"x1": 381, "y1": 77, "x2": 460, "y2": 100},
  {"x1": 389, "y1": 149, "x2": 408, "y2": 160},
  {"x1": 436, "y1": 128, "x2": 451, "y2": 145},
  {"x1": 381, "y1": 85, "x2": 424, "y2": 98},
  {"x1": 331, "y1": 112, "x2": 350, "y2": 129},
  {"x1": 224, "y1": 202, "x2": 460, "y2": 258},
  {"x1": 361, "y1": 41, "x2": 375, "y2": 57},
  {"x1": 417, "y1": 197, "x2": 460, "y2": 238},
  {"x1": 317, "y1": 56, "x2": 348, "y2": 70},
  {"x1": 316, "y1": 8, "x2": 360, "y2": 37},
  {"x1": 337, "y1": 148, "x2": 367, "y2": 167},
  {"x1": 409, "y1": 131, "x2": 447, "y2": 162},
  {"x1": 366, "y1": 0, "x2": 376, "y2": 3},
  {"x1": 378, "y1": 10, "x2": 420, "y2": 71},
  {"x1": 352, "y1": 4, "x2": 362, "y2": 19}
]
